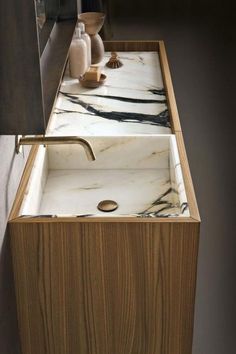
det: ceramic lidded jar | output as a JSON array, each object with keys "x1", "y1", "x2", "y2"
[{"x1": 78, "y1": 12, "x2": 105, "y2": 64}]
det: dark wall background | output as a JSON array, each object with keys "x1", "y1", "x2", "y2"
[{"x1": 83, "y1": 0, "x2": 234, "y2": 18}]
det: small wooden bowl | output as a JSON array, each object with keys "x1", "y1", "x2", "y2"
[{"x1": 79, "y1": 73, "x2": 107, "y2": 88}]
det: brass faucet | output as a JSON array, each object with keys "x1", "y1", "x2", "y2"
[{"x1": 16, "y1": 135, "x2": 96, "y2": 161}]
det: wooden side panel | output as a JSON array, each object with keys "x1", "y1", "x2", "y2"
[{"x1": 10, "y1": 221, "x2": 199, "y2": 354}]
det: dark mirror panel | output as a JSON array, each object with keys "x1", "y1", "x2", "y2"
[
  {"x1": 59, "y1": 0, "x2": 78, "y2": 20},
  {"x1": 82, "y1": 0, "x2": 103, "y2": 12},
  {"x1": 38, "y1": 0, "x2": 60, "y2": 55},
  {"x1": 0, "y1": 0, "x2": 77, "y2": 134},
  {"x1": 45, "y1": 0, "x2": 60, "y2": 19},
  {"x1": 35, "y1": 0, "x2": 46, "y2": 32}
]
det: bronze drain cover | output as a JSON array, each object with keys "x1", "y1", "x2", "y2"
[{"x1": 97, "y1": 200, "x2": 118, "y2": 212}]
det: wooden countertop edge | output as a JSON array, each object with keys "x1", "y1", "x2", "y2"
[
  {"x1": 158, "y1": 40, "x2": 182, "y2": 133},
  {"x1": 8, "y1": 216, "x2": 199, "y2": 224}
]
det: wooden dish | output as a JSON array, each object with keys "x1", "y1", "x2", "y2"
[{"x1": 79, "y1": 73, "x2": 107, "y2": 88}]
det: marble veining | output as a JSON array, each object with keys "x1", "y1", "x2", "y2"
[
  {"x1": 48, "y1": 52, "x2": 172, "y2": 136},
  {"x1": 58, "y1": 91, "x2": 170, "y2": 127},
  {"x1": 136, "y1": 187, "x2": 181, "y2": 218}
]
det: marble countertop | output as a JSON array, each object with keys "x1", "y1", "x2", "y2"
[
  {"x1": 19, "y1": 52, "x2": 189, "y2": 218},
  {"x1": 48, "y1": 52, "x2": 172, "y2": 136}
]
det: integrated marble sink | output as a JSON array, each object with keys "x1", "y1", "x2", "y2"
[{"x1": 20, "y1": 135, "x2": 189, "y2": 218}]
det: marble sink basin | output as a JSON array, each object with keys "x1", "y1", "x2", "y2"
[{"x1": 19, "y1": 135, "x2": 189, "y2": 217}]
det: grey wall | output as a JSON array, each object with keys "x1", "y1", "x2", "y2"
[{"x1": 0, "y1": 137, "x2": 30, "y2": 353}]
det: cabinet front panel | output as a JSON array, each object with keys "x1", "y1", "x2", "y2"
[{"x1": 10, "y1": 221, "x2": 199, "y2": 354}]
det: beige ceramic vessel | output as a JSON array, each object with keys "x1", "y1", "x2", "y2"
[
  {"x1": 78, "y1": 12, "x2": 105, "y2": 35},
  {"x1": 78, "y1": 12, "x2": 105, "y2": 64}
]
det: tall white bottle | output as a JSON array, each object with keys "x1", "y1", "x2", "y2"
[
  {"x1": 69, "y1": 28, "x2": 87, "y2": 78},
  {"x1": 78, "y1": 22, "x2": 92, "y2": 68}
]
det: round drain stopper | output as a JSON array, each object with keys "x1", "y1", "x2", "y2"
[{"x1": 97, "y1": 200, "x2": 118, "y2": 212}]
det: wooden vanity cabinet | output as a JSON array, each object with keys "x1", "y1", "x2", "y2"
[{"x1": 8, "y1": 41, "x2": 200, "y2": 354}]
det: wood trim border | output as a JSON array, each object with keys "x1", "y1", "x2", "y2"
[
  {"x1": 9, "y1": 216, "x2": 197, "y2": 224},
  {"x1": 158, "y1": 41, "x2": 182, "y2": 132},
  {"x1": 9, "y1": 146, "x2": 39, "y2": 221}
]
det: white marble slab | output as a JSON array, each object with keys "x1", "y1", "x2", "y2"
[
  {"x1": 20, "y1": 135, "x2": 189, "y2": 218},
  {"x1": 48, "y1": 52, "x2": 171, "y2": 136}
]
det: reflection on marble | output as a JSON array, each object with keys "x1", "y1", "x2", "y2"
[
  {"x1": 19, "y1": 136, "x2": 189, "y2": 218},
  {"x1": 48, "y1": 52, "x2": 171, "y2": 136},
  {"x1": 169, "y1": 136, "x2": 190, "y2": 216},
  {"x1": 19, "y1": 146, "x2": 48, "y2": 216}
]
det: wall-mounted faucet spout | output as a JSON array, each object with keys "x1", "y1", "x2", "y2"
[{"x1": 16, "y1": 136, "x2": 96, "y2": 161}]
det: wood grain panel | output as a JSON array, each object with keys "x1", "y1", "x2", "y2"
[{"x1": 10, "y1": 221, "x2": 199, "y2": 354}]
